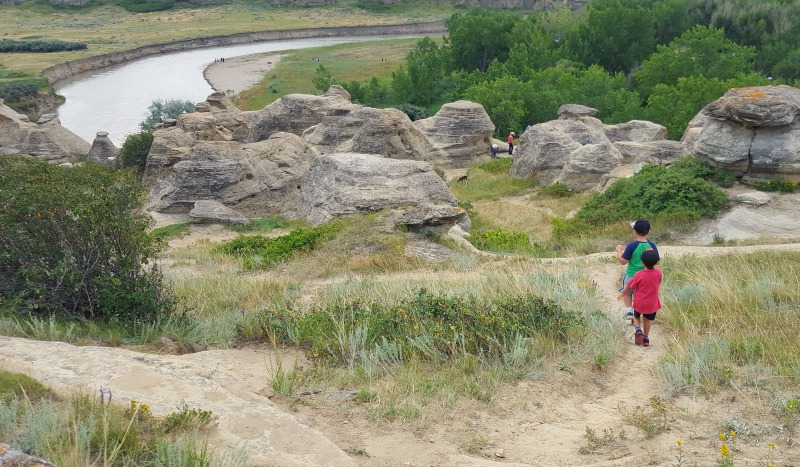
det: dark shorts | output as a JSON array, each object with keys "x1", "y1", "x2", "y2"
[{"x1": 634, "y1": 310, "x2": 657, "y2": 321}]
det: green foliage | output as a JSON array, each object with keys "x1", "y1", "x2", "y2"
[
  {"x1": 0, "y1": 38, "x2": 87, "y2": 53},
  {"x1": 227, "y1": 217, "x2": 288, "y2": 233},
  {"x1": 150, "y1": 222, "x2": 191, "y2": 242},
  {"x1": 160, "y1": 403, "x2": 217, "y2": 433},
  {"x1": 245, "y1": 288, "x2": 583, "y2": 366},
  {"x1": 634, "y1": 25, "x2": 756, "y2": 100},
  {"x1": 139, "y1": 98, "x2": 195, "y2": 130},
  {"x1": 0, "y1": 156, "x2": 174, "y2": 323},
  {"x1": 538, "y1": 182, "x2": 574, "y2": 198},
  {"x1": 475, "y1": 157, "x2": 513, "y2": 174},
  {"x1": 470, "y1": 228, "x2": 530, "y2": 253},
  {"x1": 117, "y1": 0, "x2": 176, "y2": 13},
  {"x1": 391, "y1": 36, "x2": 445, "y2": 106},
  {"x1": 0, "y1": 371, "x2": 54, "y2": 403},
  {"x1": 567, "y1": 157, "x2": 730, "y2": 230},
  {"x1": 445, "y1": 8, "x2": 523, "y2": 73},
  {"x1": 394, "y1": 103, "x2": 429, "y2": 121},
  {"x1": 312, "y1": 64, "x2": 332, "y2": 93},
  {"x1": 754, "y1": 178, "x2": 800, "y2": 193},
  {"x1": 118, "y1": 130, "x2": 153, "y2": 172},
  {"x1": 214, "y1": 221, "x2": 343, "y2": 269}
]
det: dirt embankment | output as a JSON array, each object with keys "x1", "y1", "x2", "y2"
[{"x1": 40, "y1": 22, "x2": 446, "y2": 84}]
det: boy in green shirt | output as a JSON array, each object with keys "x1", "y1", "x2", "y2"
[{"x1": 615, "y1": 219, "x2": 659, "y2": 321}]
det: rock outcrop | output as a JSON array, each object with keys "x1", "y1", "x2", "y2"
[
  {"x1": 0, "y1": 100, "x2": 90, "y2": 163},
  {"x1": 145, "y1": 132, "x2": 317, "y2": 216},
  {"x1": 511, "y1": 104, "x2": 684, "y2": 190},
  {"x1": 684, "y1": 86, "x2": 800, "y2": 181},
  {"x1": 189, "y1": 200, "x2": 249, "y2": 224},
  {"x1": 414, "y1": 100, "x2": 495, "y2": 168},
  {"x1": 87, "y1": 131, "x2": 119, "y2": 166},
  {"x1": 297, "y1": 152, "x2": 468, "y2": 229}
]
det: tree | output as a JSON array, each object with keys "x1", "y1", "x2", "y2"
[
  {"x1": 391, "y1": 37, "x2": 445, "y2": 106},
  {"x1": 633, "y1": 25, "x2": 756, "y2": 101},
  {"x1": 119, "y1": 130, "x2": 154, "y2": 174},
  {"x1": 312, "y1": 64, "x2": 332, "y2": 93},
  {"x1": 445, "y1": 9, "x2": 522, "y2": 73},
  {"x1": 0, "y1": 156, "x2": 174, "y2": 322},
  {"x1": 139, "y1": 98, "x2": 195, "y2": 130},
  {"x1": 569, "y1": 0, "x2": 657, "y2": 74}
]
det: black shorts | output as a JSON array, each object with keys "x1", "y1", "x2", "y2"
[{"x1": 634, "y1": 311, "x2": 657, "y2": 321}]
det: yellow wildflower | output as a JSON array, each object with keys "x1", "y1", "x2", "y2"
[
  {"x1": 729, "y1": 430, "x2": 736, "y2": 441},
  {"x1": 676, "y1": 439, "x2": 682, "y2": 446},
  {"x1": 450, "y1": 325, "x2": 455, "y2": 330},
  {"x1": 719, "y1": 433, "x2": 727, "y2": 441},
  {"x1": 720, "y1": 443, "x2": 730, "y2": 457},
  {"x1": 768, "y1": 442, "x2": 775, "y2": 449},
  {"x1": 413, "y1": 324, "x2": 419, "y2": 330}
]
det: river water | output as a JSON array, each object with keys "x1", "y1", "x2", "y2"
[{"x1": 54, "y1": 35, "x2": 418, "y2": 146}]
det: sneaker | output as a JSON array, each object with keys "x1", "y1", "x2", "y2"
[
  {"x1": 634, "y1": 330, "x2": 644, "y2": 346},
  {"x1": 642, "y1": 336, "x2": 650, "y2": 347},
  {"x1": 624, "y1": 310, "x2": 634, "y2": 320}
]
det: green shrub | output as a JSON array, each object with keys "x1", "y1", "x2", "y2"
[
  {"x1": 246, "y1": 288, "x2": 583, "y2": 366},
  {"x1": 539, "y1": 182, "x2": 574, "y2": 198},
  {"x1": 150, "y1": 222, "x2": 190, "y2": 242},
  {"x1": 139, "y1": 99, "x2": 195, "y2": 130},
  {"x1": 394, "y1": 103, "x2": 429, "y2": 121},
  {"x1": 0, "y1": 156, "x2": 174, "y2": 323},
  {"x1": 0, "y1": 39, "x2": 87, "y2": 53},
  {"x1": 118, "y1": 130, "x2": 154, "y2": 173},
  {"x1": 754, "y1": 178, "x2": 800, "y2": 193},
  {"x1": 474, "y1": 157, "x2": 513, "y2": 174},
  {"x1": 471, "y1": 227, "x2": 529, "y2": 253},
  {"x1": 567, "y1": 157, "x2": 729, "y2": 230},
  {"x1": 215, "y1": 221, "x2": 343, "y2": 269},
  {"x1": 0, "y1": 82, "x2": 39, "y2": 101},
  {"x1": 227, "y1": 217, "x2": 287, "y2": 233},
  {"x1": 117, "y1": 0, "x2": 176, "y2": 13},
  {"x1": 0, "y1": 371, "x2": 54, "y2": 402}
]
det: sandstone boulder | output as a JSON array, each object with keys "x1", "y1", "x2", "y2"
[
  {"x1": 146, "y1": 132, "x2": 317, "y2": 216},
  {"x1": 684, "y1": 86, "x2": 800, "y2": 180},
  {"x1": 413, "y1": 100, "x2": 495, "y2": 168},
  {"x1": 0, "y1": 100, "x2": 89, "y2": 163},
  {"x1": 87, "y1": 131, "x2": 119, "y2": 166},
  {"x1": 303, "y1": 106, "x2": 446, "y2": 162},
  {"x1": 297, "y1": 152, "x2": 468, "y2": 229},
  {"x1": 189, "y1": 199, "x2": 249, "y2": 225}
]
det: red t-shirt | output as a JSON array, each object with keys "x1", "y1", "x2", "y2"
[
  {"x1": 629, "y1": 268, "x2": 662, "y2": 313},
  {"x1": 508, "y1": 134, "x2": 514, "y2": 144}
]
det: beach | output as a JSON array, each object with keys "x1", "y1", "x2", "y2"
[{"x1": 203, "y1": 52, "x2": 282, "y2": 95}]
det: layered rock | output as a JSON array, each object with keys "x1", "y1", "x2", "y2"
[
  {"x1": 0, "y1": 100, "x2": 89, "y2": 163},
  {"x1": 298, "y1": 152, "x2": 468, "y2": 229},
  {"x1": 87, "y1": 131, "x2": 119, "y2": 166},
  {"x1": 414, "y1": 100, "x2": 495, "y2": 168},
  {"x1": 145, "y1": 132, "x2": 317, "y2": 216},
  {"x1": 511, "y1": 104, "x2": 684, "y2": 190},
  {"x1": 684, "y1": 86, "x2": 800, "y2": 180}
]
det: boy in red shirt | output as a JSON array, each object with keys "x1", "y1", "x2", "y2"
[{"x1": 617, "y1": 249, "x2": 661, "y2": 347}]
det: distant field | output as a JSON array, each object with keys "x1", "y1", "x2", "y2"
[
  {"x1": 236, "y1": 38, "x2": 425, "y2": 109},
  {"x1": 0, "y1": 0, "x2": 457, "y2": 75}
]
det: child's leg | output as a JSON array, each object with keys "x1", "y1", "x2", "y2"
[{"x1": 642, "y1": 316, "x2": 652, "y2": 337}]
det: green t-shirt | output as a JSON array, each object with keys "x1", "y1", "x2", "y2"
[{"x1": 623, "y1": 241, "x2": 658, "y2": 277}]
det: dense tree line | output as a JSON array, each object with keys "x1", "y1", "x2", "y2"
[
  {"x1": 0, "y1": 39, "x2": 87, "y2": 53},
  {"x1": 335, "y1": 0, "x2": 798, "y2": 139}
]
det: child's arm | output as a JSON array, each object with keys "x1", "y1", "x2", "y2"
[
  {"x1": 615, "y1": 244, "x2": 629, "y2": 265},
  {"x1": 616, "y1": 286, "x2": 631, "y2": 301}
]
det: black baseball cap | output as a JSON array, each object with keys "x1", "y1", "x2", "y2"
[{"x1": 630, "y1": 219, "x2": 650, "y2": 235}]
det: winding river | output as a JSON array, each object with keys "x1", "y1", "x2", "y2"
[{"x1": 54, "y1": 35, "x2": 420, "y2": 146}]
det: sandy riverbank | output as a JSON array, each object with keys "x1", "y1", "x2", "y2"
[{"x1": 203, "y1": 53, "x2": 282, "y2": 95}]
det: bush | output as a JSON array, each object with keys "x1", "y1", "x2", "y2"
[
  {"x1": 475, "y1": 157, "x2": 513, "y2": 174},
  {"x1": 394, "y1": 103, "x2": 429, "y2": 121},
  {"x1": 118, "y1": 131, "x2": 154, "y2": 173},
  {"x1": 117, "y1": 0, "x2": 176, "y2": 12},
  {"x1": 0, "y1": 156, "x2": 174, "y2": 323},
  {"x1": 215, "y1": 221, "x2": 343, "y2": 269},
  {"x1": 0, "y1": 39, "x2": 87, "y2": 53},
  {"x1": 471, "y1": 228, "x2": 530, "y2": 253},
  {"x1": 539, "y1": 182, "x2": 574, "y2": 198},
  {"x1": 0, "y1": 81, "x2": 41, "y2": 102},
  {"x1": 754, "y1": 178, "x2": 800, "y2": 193},
  {"x1": 139, "y1": 99, "x2": 195, "y2": 130},
  {"x1": 246, "y1": 288, "x2": 583, "y2": 366},
  {"x1": 568, "y1": 157, "x2": 729, "y2": 229}
]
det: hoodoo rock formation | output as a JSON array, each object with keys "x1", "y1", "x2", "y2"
[
  {"x1": 683, "y1": 85, "x2": 800, "y2": 181},
  {"x1": 414, "y1": 100, "x2": 495, "y2": 168},
  {"x1": 0, "y1": 100, "x2": 90, "y2": 163},
  {"x1": 510, "y1": 104, "x2": 684, "y2": 190}
]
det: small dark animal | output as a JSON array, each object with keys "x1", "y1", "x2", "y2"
[{"x1": 457, "y1": 175, "x2": 469, "y2": 182}]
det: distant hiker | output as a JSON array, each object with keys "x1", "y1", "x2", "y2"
[
  {"x1": 616, "y1": 220, "x2": 659, "y2": 323},
  {"x1": 489, "y1": 143, "x2": 498, "y2": 159},
  {"x1": 508, "y1": 132, "x2": 515, "y2": 155},
  {"x1": 617, "y1": 249, "x2": 662, "y2": 347}
]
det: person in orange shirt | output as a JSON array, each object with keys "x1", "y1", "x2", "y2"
[{"x1": 507, "y1": 132, "x2": 515, "y2": 155}]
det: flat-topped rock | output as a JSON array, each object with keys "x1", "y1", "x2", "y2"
[{"x1": 414, "y1": 100, "x2": 495, "y2": 168}]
